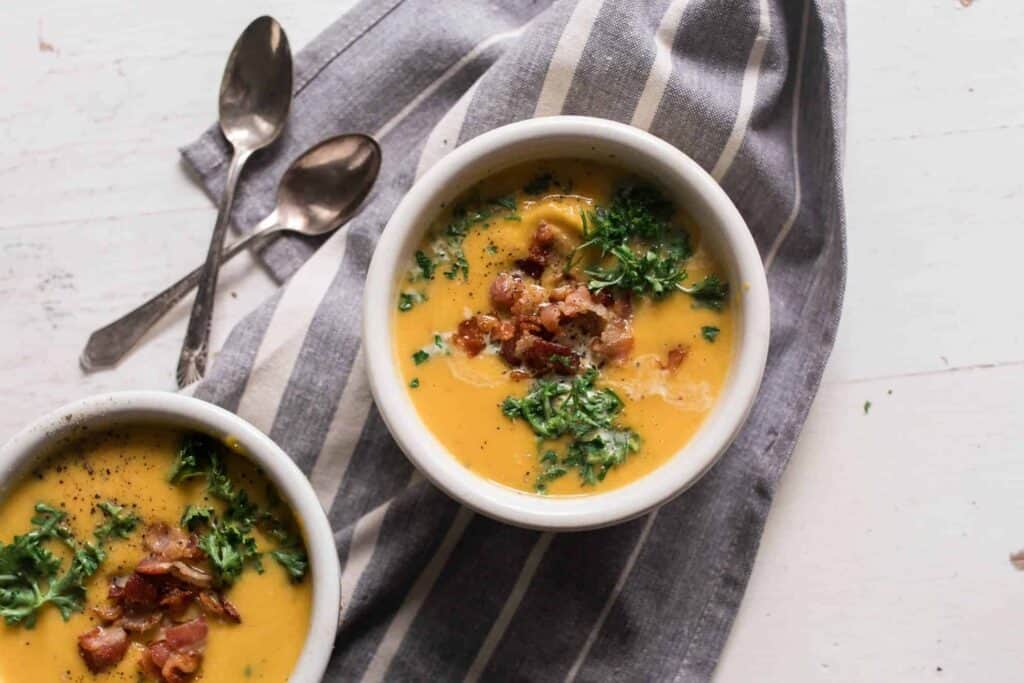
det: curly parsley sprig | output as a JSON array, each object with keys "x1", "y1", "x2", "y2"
[
  {"x1": 502, "y1": 369, "x2": 640, "y2": 491},
  {"x1": 0, "y1": 501, "x2": 138, "y2": 627}
]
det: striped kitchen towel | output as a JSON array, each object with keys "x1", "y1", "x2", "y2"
[{"x1": 181, "y1": 0, "x2": 846, "y2": 680}]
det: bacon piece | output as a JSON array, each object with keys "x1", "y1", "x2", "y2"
[
  {"x1": 118, "y1": 610, "x2": 163, "y2": 633},
  {"x1": 140, "y1": 639, "x2": 173, "y2": 678},
  {"x1": 198, "y1": 591, "x2": 241, "y2": 623},
  {"x1": 659, "y1": 344, "x2": 689, "y2": 372},
  {"x1": 163, "y1": 617, "x2": 208, "y2": 653},
  {"x1": 108, "y1": 575, "x2": 128, "y2": 602},
  {"x1": 121, "y1": 572, "x2": 161, "y2": 610},
  {"x1": 78, "y1": 625, "x2": 129, "y2": 673},
  {"x1": 538, "y1": 303, "x2": 561, "y2": 334},
  {"x1": 593, "y1": 318, "x2": 635, "y2": 363},
  {"x1": 514, "y1": 222, "x2": 557, "y2": 279},
  {"x1": 136, "y1": 558, "x2": 213, "y2": 589},
  {"x1": 558, "y1": 285, "x2": 600, "y2": 318},
  {"x1": 159, "y1": 586, "x2": 197, "y2": 620},
  {"x1": 453, "y1": 317, "x2": 489, "y2": 357},
  {"x1": 489, "y1": 272, "x2": 523, "y2": 309},
  {"x1": 144, "y1": 523, "x2": 202, "y2": 562},
  {"x1": 140, "y1": 641, "x2": 201, "y2": 683},
  {"x1": 518, "y1": 335, "x2": 579, "y2": 375},
  {"x1": 510, "y1": 283, "x2": 549, "y2": 317},
  {"x1": 92, "y1": 602, "x2": 123, "y2": 623},
  {"x1": 491, "y1": 318, "x2": 516, "y2": 342},
  {"x1": 162, "y1": 652, "x2": 202, "y2": 683}
]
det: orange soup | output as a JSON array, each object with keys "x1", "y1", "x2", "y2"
[
  {"x1": 393, "y1": 160, "x2": 734, "y2": 495},
  {"x1": 0, "y1": 427, "x2": 312, "y2": 682}
]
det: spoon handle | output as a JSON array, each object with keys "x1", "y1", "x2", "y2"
[
  {"x1": 176, "y1": 149, "x2": 251, "y2": 387},
  {"x1": 80, "y1": 218, "x2": 278, "y2": 372}
]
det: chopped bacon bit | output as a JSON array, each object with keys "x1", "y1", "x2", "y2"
[
  {"x1": 558, "y1": 285, "x2": 599, "y2": 318},
  {"x1": 593, "y1": 318, "x2": 635, "y2": 363},
  {"x1": 118, "y1": 610, "x2": 163, "y2": 633},
  {"x1": 198, "y1": 591, "x2": 241, "y2": 623},
  {"x1": 611, "y1": 291, "x2": 632, "y2": 319},
  {"x1": 538, "y1": 304, "x2": 561, "y2": 334},
  {"x1": 136, "y1": 558, "x2": 213, "y2": 589},
  {"x1": 162, "y1": 652, "x2": 203, "y2": 683},
  {"x1": 453, "y1": 317, "x2": 489, "y2": 357},
  {"x1": 492, "y1": 318, "x2": 516, "y2": 341},
  {"x1": 144, "y1": 523, "x2": 203, "y2": 562},
  {"x1": 490, "y1": 272, "x2": 523, "y2": 309},
  {"x1": 163, "y1": 617, "x2": 208, "y2": 653},
  {"x1": 160, "y1": 586, "x2": 197, "y2": 620},
  {"x1": 510, "y1": 283, "x2": 549, "y2": 317},
  {"x1": 108, "y1": 575, "x2": 128, "y2": 602},
  {"x1": 92, "y1": 602, "x2": 123, "y2": 623},
  {"x1": 515, "y1": 222, "x2": 557, "y2": 279},
  {"x1": 140, "y1": 640, "x2": 172, "y2": 676},
  {"x1": 78, "y1": 625, "x2": 129, "y2": 673},
  {"x1": 122, "y1": 572, "x2": 161, "y2": 610},
  {"x1": 660, "y1": 344, "x2": 689, "y2": 372},
  {"x1": 518, "y1": 335, "x2": 579, "y2": 375},
  {"x1": 548, "y1": 284, "x2": 574, "y2": 302}
]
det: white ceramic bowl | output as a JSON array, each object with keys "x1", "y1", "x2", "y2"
[
  {"x1": 0, "y1": 391, "x2": 340, "y2": 683},
  {"x1": 364, "y1": 115, "x2": 770, "y2": 531}
]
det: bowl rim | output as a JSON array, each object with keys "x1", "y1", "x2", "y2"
[
  {"x1": 364, "y1": 115, "x2": 770, "y2": 531},
  {"x1": 0, "y1": 391, "x2": 340, "y2": 682}
]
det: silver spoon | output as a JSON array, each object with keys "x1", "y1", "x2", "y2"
[
  {"x1": 80, "y1": 134, "x2": 382, "y2": 372},
  {"x1": 176, "y1": 16, "x2": 293, "y2": 388}
]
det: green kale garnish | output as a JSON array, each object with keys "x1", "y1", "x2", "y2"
[
  {"x1": 701, "y1": 326, "x2": 720, "y2": 342},
  {"x1": 268, "y1": 546, "x2": 309, "y2": 583},
  {"x1": 409, "y1": 378, "x2": 420, "y2": 389},
  {"x1": 570, "y1": 184, "x2": 729, "y2": 308},
  {"x1": 502, "y1": 369, "x2": 640, "y2": 490},
  {"x1": 414, "y1": 250, "x2": 436, "y2": 280},
  {"x1": 168, "y1": 434, "x2": 308, "y2": 585},
  {"x1": 412, "y1": 350, "x2": 430, "y2": 365},
  {"x1": 0, "y1": 501, "x2": 138, "y2": 627},
  {"x1": 398, "y1": 291, "x2": 427, "y2": 312},
  {"x1": 180, "y1": 504, "x2": 215, "y2": 531},
  {"x1": 679, "y1": 275, "x2": 729, "y2": 310}
]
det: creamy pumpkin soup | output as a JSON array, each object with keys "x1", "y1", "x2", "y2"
[
  {"x1": 394, "y1": 160, "x2": 734, "y2": 495},
  {"x1": 0, "y1": 427, "x2": 311, "y2": 682}
]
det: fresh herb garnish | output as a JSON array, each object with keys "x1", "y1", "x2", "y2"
[
  {"x1": 701, "y1": 326, "x2": 720, "y2": 342},
  {"x1": 268, "y1": 547, "x2": 308, "y2": 583},
  {"x1": 410, "y1": 195, "x2": 520, "y2": 285},
  {"x1": 570, "y1": 185, "x2": 729, "y2": 308},
  {"x1": 409, "y1": 378, "x2": 420, "y2": 389},
  {"x1": 679, "y1": 275, "x2": 729, "y2": 310},
  {"x1": 501, "y1": 369, "x2": 639, "y2": 490},
  {"x1": 398, "y1": 290, "x2": 427, "y2": 312},
  {"x1": 413, "y1": 250, "x2": 436, "y2": 280},
  {"x1": 167, "y1": 435, "x2": 308, "y2": 585},
  {"x1": 0, "y1": 501, "x2": 138, "y2": 627},
  {"x1": 412, "y1": 350, "x2": 430, "y2": 365}
]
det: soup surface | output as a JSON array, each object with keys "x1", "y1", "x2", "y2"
[
  {"x1": 0, "y1": 426, "x2": 311, "y2": 682},
  {"x1": 394, "y1": 159, "x2": 735, "y2": 495}
]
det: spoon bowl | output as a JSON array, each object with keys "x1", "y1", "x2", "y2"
[
  {"x1": 275, "y1": 134, "x2": 382, "y2": 235},
  {"x1": 219, "y1": 16, "x2": 294, "y2": 150}
]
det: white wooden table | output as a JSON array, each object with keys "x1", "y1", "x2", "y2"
[{"x1": 1, "y1": 2, "x2": 1020, "y2": 680}]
